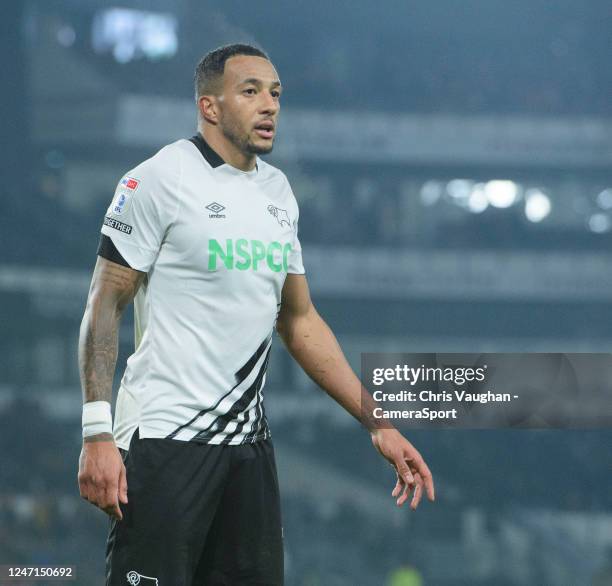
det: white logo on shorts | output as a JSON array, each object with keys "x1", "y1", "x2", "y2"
[{"x1": 126, "y1": 570, "x2": 158, "y2": 585}]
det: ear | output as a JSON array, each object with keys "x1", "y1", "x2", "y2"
[{"x1": 198, "y1": 95, "x2": 219, "y2": 125}]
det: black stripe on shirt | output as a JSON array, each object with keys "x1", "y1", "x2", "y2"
[
  {"x1": 97, "y1": 234, "x2": 131, "y2": 268},
  {"x1": 165, "y1": 332, "x2": 273, "y2": 440},
  {"x1": 193, "y1": 345, "x2": 271, "y2": 444}
]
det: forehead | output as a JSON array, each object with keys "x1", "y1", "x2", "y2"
[{"x1": 223, "y1": 55, "x2": 280, "y2": 86}]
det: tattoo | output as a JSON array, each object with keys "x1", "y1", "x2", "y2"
[
  {"x1": 84, "y1": 432, "x2": 115, "y2": 443},
  {"x1": 79, "y1": 313, "x2": 120, "y2": 402},
  {"x1": 79, "y1": 258, "x2": 144, "y2": 404}
]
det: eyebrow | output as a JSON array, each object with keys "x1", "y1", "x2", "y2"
[{"x1": 239, "y1": 77, "x2": 282, "y2": 89}]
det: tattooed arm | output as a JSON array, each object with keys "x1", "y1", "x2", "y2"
[
  {"x1": 78, "y1": 256, "x2": 144, "y2": 407},
  {"x1": 77, "y1": 256, "x2": 145, "y2": 519}
]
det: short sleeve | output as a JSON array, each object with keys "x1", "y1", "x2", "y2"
[
  {"x1": 100, "y1": 148, "x2": 181, "y2": 272},
  {"x1": 287, "y1": 202, "x2": 305, "y2": 275}
]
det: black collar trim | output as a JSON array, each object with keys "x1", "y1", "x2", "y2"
[{"x1": 189, "y1": 133, "x2": 225, "y2": 168}]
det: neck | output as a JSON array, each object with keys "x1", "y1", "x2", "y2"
[{"x1": 199, "y1": 127, "x2": 257, "y2": 172}]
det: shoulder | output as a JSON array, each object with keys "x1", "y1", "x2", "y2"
[
  {"x1": 256, "y1": 158, "x2": 289, "y2": 186},
  {"x1": 256, "y1": 159, "x2": 299, "y2": 209},
  {"x1": 128, "y1": 140, "x2": 185, "y2": 187},
  {"x1": 113, "y1": 141, "x2": 185, "y2": 219}
]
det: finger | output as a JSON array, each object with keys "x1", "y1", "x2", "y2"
[
  {"x1": 418, "y1": 464, "x2": 435, "y2": 502},
  {"x1": 394, "y1": 456, "x2": 415, "y2": 489},
  {"x1": 104, "y1": 503, "x2": 123, "y2": 520},
  {"x1": 80, "y1": 484, "x2": 92, "y2": 502},
  {"x1": 407, "y1": 451, "x2": 435, "y2": 502},
  {"x1": 92, "y1": 477, "x2": 107, "y2": 509},
  {"x1": 118, "y1": 464, "x2": 128, "y2": 504},
  {"x1": 104, "y1": 485, "x2": 123, "y2": 521},
  {"x1": 410, "y1": 474, "x2": 424, "y2": 510},
  {"x1": 94, "y1": 481, "x2": 113, "y2": 514},
  {"x1": 83, "y1": 475, "x2": 100, "y2": 506},
  {"x1": 78, "y1": 476, "x2": 90, "y2": 500},
  {"x1": 102, "y1": 498, "x2": 123, "y2": 520},
  {"x1": 397, "y1": 479, "x2": 413, "y2": 507},
  {"x1": 391, "y1": 476, "x2": 402, "y2": 498}
]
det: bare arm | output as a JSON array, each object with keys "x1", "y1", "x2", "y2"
[
  {"x1": 79, "y1": 256, "x2": 145, "y2": 409},
  {"x1": 276, "y1": 273, "x2": 435, "y2": 509},
  {"x1": 276, "y1": 274, "x2": 379, "y2": 428},
  {"x1": 77, "y1": 256, "x2": 145, "y2": 518}
]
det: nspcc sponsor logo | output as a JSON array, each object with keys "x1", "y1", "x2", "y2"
[{"x1": 208, "y1": 238, "x2": 292, "y2": 272}]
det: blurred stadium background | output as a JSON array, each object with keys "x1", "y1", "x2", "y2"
[{"x1": 2, "y1": 1, "x2": 612, "y2": 584}]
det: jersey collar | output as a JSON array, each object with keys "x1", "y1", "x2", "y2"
[
  {"x1": 189, "y1": 132, "x2": 259, "y2": 175},
  {"x1": 189, "y1": 133, "x2": 225, "y2": 168}
]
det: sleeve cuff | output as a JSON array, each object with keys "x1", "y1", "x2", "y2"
[
  {"x1": 100, "y1": 227, "x2": 158, "y2": 272},
  {"x1": 97, "y1": 234, "x2": 131, "y2": 268}
]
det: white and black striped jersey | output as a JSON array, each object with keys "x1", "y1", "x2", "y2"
[{"x1": 98, "y1": 134, "x2": 305, "y2": 448}]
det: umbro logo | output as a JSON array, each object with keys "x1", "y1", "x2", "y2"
[
  {"x1": 267, "y1": 205, "x2": 291, "y2": 227},
  {"x1": 206, "y1": 201, "x2": 226, "y2": 219}
]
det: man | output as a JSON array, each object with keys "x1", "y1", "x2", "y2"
[{"x1": 78, "y1": 43, "x2": 435, "y2": 586}]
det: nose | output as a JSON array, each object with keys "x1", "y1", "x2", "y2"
[{"x1": 259, "y1": 90, "x2": 279, "y2": 115}]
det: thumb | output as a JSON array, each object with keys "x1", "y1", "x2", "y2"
[{"x1": 118, "y1": 463, "x2": 128, "y2": 504}]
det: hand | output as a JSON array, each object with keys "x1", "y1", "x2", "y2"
[
  {"x1": 78, "y1": 434, "x2": 128, "y2": 520},
  {"x1": 371, "y1": 428, "x2": 435, "y2": 510}
]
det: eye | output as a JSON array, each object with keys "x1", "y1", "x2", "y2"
[
  {"x1": 243, "y1": 88, "x2": 256, "y2": 96},
  {"x1": 271, "y1": 90, "x2": 281, "y2": 98}
]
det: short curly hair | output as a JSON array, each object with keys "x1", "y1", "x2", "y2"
[{"x1": 194, "y1": 43, "x2": 270, "y2": 99}]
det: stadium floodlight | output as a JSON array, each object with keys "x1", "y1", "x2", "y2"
[
  {"x1": 92, "y1": 8, "x2": 178, "y2": 63},
  {"x1": 587, "y1": 213, "x2": 611, "y2": 233},
  {"x1": 419, "y1": 180, "x2": 443, "y2": 206},
  {"x1": 524, "y1": 188, "x2": 551, "y2": 223},
  {"x1": 467, "y1": 183, "x2": 488, "y2": 214},
  {"x1": 446, "y1": 179, "x2": 473, "y2": 207},
  {"x1": 57, "y1": 25, "x2": 76, "y2": 47},
  {"x1": 596, "y1": 188, "x2": 612, "y2": 210},
  {"x1": 485, "y1": 180, "x2": 519, "y2": 208}
]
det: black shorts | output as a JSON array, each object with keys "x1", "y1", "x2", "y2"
[{"x1": 105, "y1": 429, "x2": 284, "y2": 586}]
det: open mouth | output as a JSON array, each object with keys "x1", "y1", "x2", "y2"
[{"x1": 254, "y1": 120, "x2": 275, "y2": 139}]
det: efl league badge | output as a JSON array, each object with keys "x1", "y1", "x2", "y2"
[{"x1": 112, "y1": 192, "x2": 130, "y2": 215}]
